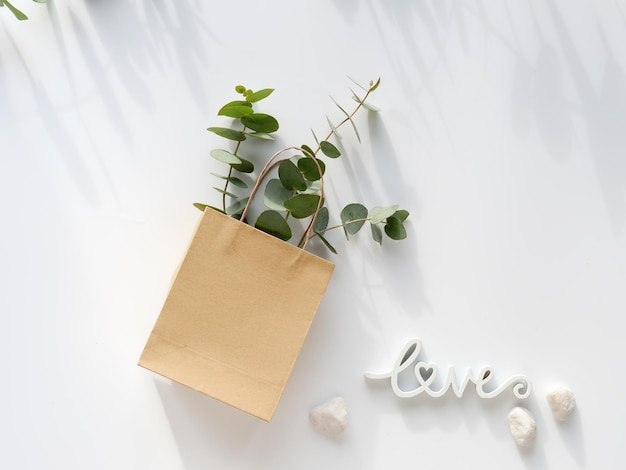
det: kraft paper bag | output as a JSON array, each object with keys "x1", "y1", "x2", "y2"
[{"x1": 139, "y1": 208, "x2": 334, "y2": 421}]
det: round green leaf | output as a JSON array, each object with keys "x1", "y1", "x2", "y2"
[
  {"x1": 278, "y1": 160, "x2": 307, "y2": 191},
  {"x1": 340, "y1": 203, "x2": 368, "y2": 236},
  {"x1": 320, "y1": 140, "x2": 341, "y2": 158},
  {"x1": 255, "y1": 210, "x2": 292, "y2": 241},
  {"x1": 301, "y1": 144, "x2": 316, "y2": 158},
  {"x1": 297, "y1": 157, "x2": 326, "y2": 181},
  {"x1": 264, "y1": 179, "x2": 294, "y2": 211},
  {"x1": 392, "y1": 209, "x2": 410, "y2": 222},
  {"x1": 207, "y1": 127, "x2": 246, "y2": 141},
  {"x1": 284, "y1": 194, "x2": 321, "y2": 219},
  {"x1": 384, "y1": 216, "x2": 407, "y2": 240},
  {"x1": 218, "y1": 100, "x2": 253, "y2": 118},
  {"x1": 231, "y1": 157, "x2": 254, "y2": 173},
  {"x1": 240, "y1": 113, "x2": 279, "y2": 133},
  {"x1": 368, "y1": 205, "x2": 399, "y2": 224},
  {"x1": 210, "y1": 149, "x2": 242, "y2": 165}
]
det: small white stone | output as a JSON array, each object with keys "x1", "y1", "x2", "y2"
[
  {"x1": 309, "y1": 396, "x2": 349, "y2": 437},
  {"x1": 546, "y1": 386, "x2": 576, "y2": 421},
  {"x1": 508, "y1": 406, "x2": 536, "y2": 448}
]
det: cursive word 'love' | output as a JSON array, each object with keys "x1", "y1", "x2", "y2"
[{"x1": 364, "y1": 338, "x2": 531, "y2": 400}]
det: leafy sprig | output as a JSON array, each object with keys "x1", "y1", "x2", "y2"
[
  {"x1": 1, "y1": 0, "x2": 47, "y2": 20},
  {"x1": 196, "y1": 78, "x2": 409, "y2": 253}
]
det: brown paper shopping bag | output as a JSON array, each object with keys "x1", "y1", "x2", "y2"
[{"x1": 138, "y1": 206, "x2": 334, "y2": 421}]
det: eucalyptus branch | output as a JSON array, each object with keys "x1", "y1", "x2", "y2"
[{"x1": 199, "y1": 78, "x2": 409, "y2": 253}]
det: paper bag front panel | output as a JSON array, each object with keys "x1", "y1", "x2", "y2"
[{"x1": 139, "y1": 209, "x2": 334, "y2": 421}]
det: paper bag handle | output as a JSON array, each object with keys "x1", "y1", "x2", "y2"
[{"x1": 240, "y1": 146, "x2": 325, "y2": 250}]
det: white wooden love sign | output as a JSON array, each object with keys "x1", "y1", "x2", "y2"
[{"x1": 364, "y1": 338, "x2": 531, "y2": 400}]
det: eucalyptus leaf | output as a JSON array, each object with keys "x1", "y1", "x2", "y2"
[
  {"x1": 207, "y1": 127, "x2": 246, "y2": 141},
  {"x1": 278, "y1": 160, "x2": 307, "y2": 191},
  {"x1": 218, "y1": 100, "x2": 253, "y2": 117},
  {"x1": 369, "y1": 77, "x2": 381, "y2": 92},
  {"x1": 193, "y1": 202, "x2": 225, "y2": 214},
  {"x1": 210, "y1": 149, "x2": 242, "y2": 165},
  {"x1": 368, "y1": 205, "x2": 399, "y2": 224},
  {"x1": 210, "y1": 173, "x2": 248, "y2": 188},
  {"x1": 255, "y1": 210, "x2": 292, "y2": 241},
  {"x1": 247, "y1": 88, "x2": 274, "y2": 103},
  {"x1": 303, "y1": 179, "x2": 322, "y2": 194},
  {"x1": 301, "y1": 144, "x2": 316, "y2": 158},
  {"x1": 320, "y1": 141, "x2": 341, "y2": 158},
  {"x1": 348, "y1": 117, "x2": 361, "y2": 143},
  {"x1": 212, "y1": 187, "x2": 239, "y2": 198},
  {"x1": 2, "y1": 0, "x2": 27, "y2": 19},
  {"x1": 313, "y1": 206, "x2": 329, "y2": 232},
  {"x1": 392, "y1": 209, "x2": 410, "y2": 222},
  {"x1": 370, "y1": 223, "x2": 383, "y2": 245},
  {"x1": 240, "y1": 113, "x2": 279, "y2": 133},
  {"x1": 231, "y1": 157, "x2": 254, "y2": 173},
  {"x1": 298, "y1": 157, "x2": 325, "y2": 181},
  {"x1": 284, "y1": 194, "x2": 321, "y2": 219},
  {"x1": 264, "y1": 179, "x2": 294, "y2": 211},
  {"x1": 384, "y1": 216, "x2": 407, "y2": 240},
  {"x1": 340, "y1": 203, "x2": 368, "y2": 237},
  {"x1": 326, "y1": 115, "x2": 342, "y2": 140},
  {"x1": 246, "y1": 132, "x2": 274, "y2": 140},
  {"x1": 352, "y1": 95, "x2": 381, "y2": 112},
  {"x1": 315, "y1": 231, "x2": 337, "y2": 254},
  {"x1": 226, "y1": 198, "x2": 249, "y2": 216}
]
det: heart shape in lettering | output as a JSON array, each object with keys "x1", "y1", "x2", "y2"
[{"x1": 416, "y1": 362, "x2": 437, "y2": 385}]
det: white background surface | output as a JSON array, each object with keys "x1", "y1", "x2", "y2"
[{"x1": 1, "y1": 1, "x2": 625, "y2": 468}]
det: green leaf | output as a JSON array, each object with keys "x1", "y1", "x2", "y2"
[
  {"x1": 297, "y1": 157, "x2": 326, "y2": 181},
  {"x1": 207, "y1": 127, "x2": 246, "y2": 141},
  {"x1": 264, "y1": 179, "x2": 294, "y2": 211},
  {"x1": 369, "y1": 77, "x2": 381, "y2": 92},
  {"x1": 247, "y1": 88, "x2": 274, "y2": 103},
  {"x1": 218, "y1": 100, "x2": 253, "y2": 118},
  {"x1": 284, "y1": 194, "x2": 322, "y2": 219},
  {"x1": 315, "y1": 231, "x2": 337, "y2": 254},
  {"x1": 226, "y1": 198, "x2": 249, "y2": 216},
  {"x1": 326, "y1": 115, "x2": 342, "y2": 140},
  {"x1": 212, "y1": 187, "x2": 239, "y2": 198},
  {"x1": 301, "y1": 144, "x2": 316, "y2": 158},
  {"x1": 352, "y1": 95, "x2": 381, "y2": 112},
  {"x1": 193, "y1": 203, "x2": 225, "y2": 214},
  {"x1": 235, "y1": 85, "x2": 246, "y2": 94},
  {"x1": 32, "y1": 0, "x2": 48, "y2": 3},
  {"x1": 320, "y1": 141, "x2": 341, "y2": 158},
  {"x1": 246, "y1": 132, "x2": 274, "y2": 140},
  {"x1": 384, "y1": 216, "x2": 407, "y2": 240},
  {"x1": 340, "y1": 203, "x2": 368, "y2": 237},
  {"x1": 370, "y1": 223, "x2": 383, "y2": 245},
  {"x1": 255, "y1": 210, "x2": 292, "y2": 241},
  {"x1": 210, "y1": 173, "x2": 248, "y2": 188},
  {"x1": 240, "y1": 113, "x2": 279, "y2": 133},
  {"x1": 3, "y1": 0, "x2": 27, "y2": 19},
  {"x1": 311, "y1": 129, "x2": 320, "y2": 146},
  {"x1": 313, "y1": 206, "x2": 329, "y2": 232},
  {"x1": 231, "y1": 156, "x2": 254, "y2": 173},
  {"x1": 392, "y1": 209, "x2": 410, "y2": 222},
  {"x1": 368, "y1": 205, "x2": 399, "y2": 224},
  {"x1": 210, "y1": 149, "x2": 242, "y2": 165},
  {"x1": 278, "y1": 160, "x2": 307, "y2": 191}
]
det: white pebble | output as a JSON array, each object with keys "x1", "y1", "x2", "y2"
[
  {"x1": 546, "y1": 386, "x2": 576, "y2": 421},
  {"x1": 309, "y1": 397, "x2": 349, "y2": 437},
  {"x1": 508, "y1": 406, "x2": 536, "y2": 448}
]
